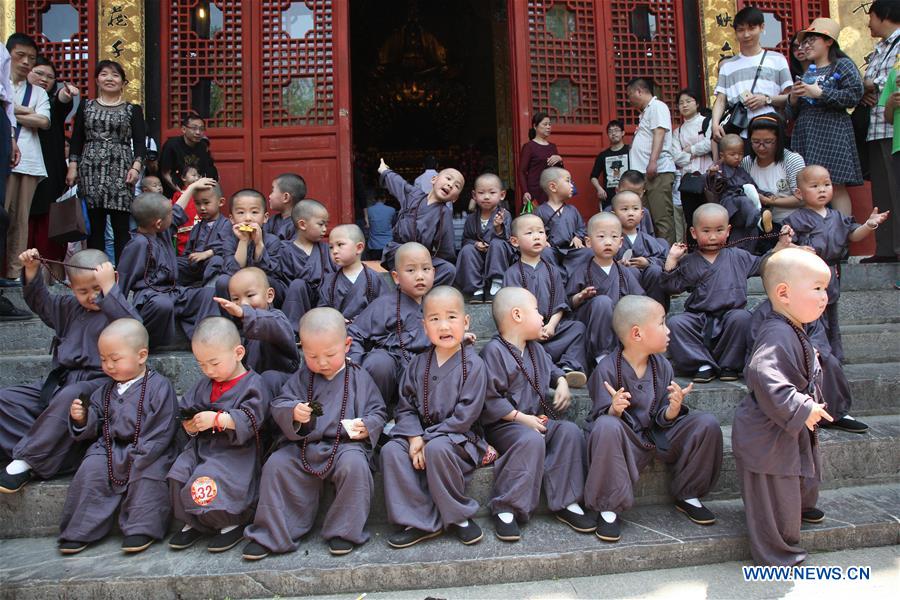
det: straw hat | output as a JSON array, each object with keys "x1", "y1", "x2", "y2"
[{"x1": 797, "y1": 17, "x2": 841, "y2": 44}]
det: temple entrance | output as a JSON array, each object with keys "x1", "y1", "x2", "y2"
[{"x1": 349, "y1": 0, "x2": 514, "y2": 215}]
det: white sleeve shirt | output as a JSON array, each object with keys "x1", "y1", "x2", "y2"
[{"x1": 0, "y1": 46, "x2": 17, "y2": 128}]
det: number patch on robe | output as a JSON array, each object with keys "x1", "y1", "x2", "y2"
[{"x1": 190, "y1": 476, "x2": 218, "y2": 506}]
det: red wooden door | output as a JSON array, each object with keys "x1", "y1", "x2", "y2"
[
  {"x1": 507, "y1": 1, "x2": 690, "y2": 217},
  {"x1": 161, "y1": 0, "x2": 352, "y2": 222}
]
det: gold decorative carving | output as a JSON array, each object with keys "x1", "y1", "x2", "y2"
[
  {"x1": 699, "y1": 0, "x2": 738, "y2": 104},
  {"x1": 97, "y1": 0, "x2": 144, "y2": 106},
  {"x1": 0, "y1": 3, "x2": 15, "y2": 47},
  {"x1": 829, "y1": 0, "x2": 878, "y2": 73}
]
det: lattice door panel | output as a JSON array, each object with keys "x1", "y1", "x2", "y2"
[
  {"x1": 20, "y1": 0, "x2": 95, "y2": 97},
  {"x1": 525, "y1": 0, "x2": 600, "y2": 125},
  {"x1": 258, "y1": 0, "x2": 335, "y2": 127},
  {"x1": 607, "y1": 1, "x2": 686, "y2": 125},
  {"x1": 165, "y1": 0, "x2": 246, "y2": 129}
]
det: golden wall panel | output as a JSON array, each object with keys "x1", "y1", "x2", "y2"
[{"x1": 97, "y1": 0, "x2": 144, "y2": 105}]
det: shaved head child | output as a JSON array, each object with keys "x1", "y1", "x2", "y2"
[
  {"x1": 610, "y1": 169, "x2": 655, "y2": 235},
  {"x1": 534, "y1": 167, "x2": 590, "y2": 268},
  {"x1": 58, "y1": 319, "x2": 178, "y2": 554},
  {"x1": 175, "y1": 177, "x2": 231, "y2": 288},
  {"x1": 502, "y1": 214, "x2": 587, "y2": 386},
  {"x1": 242, "y1": 307, "x2": 387, "y2": 559},
  {"x1": 0, "y1": 249, "x2": 141, "y2": 493},
  {"x1": 117, "y1": 192, "x2": 219, "y2": 348},
  {"x1": 217, "y1": 189, "x2": 287, "y2": 305},
  {"x1": 586, "y1": 295, "x2": 723, "y2": 542},
  {"x1": 317, "y1": 224, "x2": 386, "y2": 322},
  {"x1": 266, "y1": 172, "x2": 307, "y2": 241},
  {"x1": 382, "y1": 286, "x2": 490, "y2": 548},
  {"x1": 661, "y1": 203, "x2": 793, "y2": 382},
  {"x1": 347, "y1": 242, "x2": 434, "y2": 408},
  {"x1": 167, "y1": 317, "x2": 270, "y2": 553},
  {"x1": 566, "y1": 212, "x2": 645, "y2": 365},
  {"x1": 783, "y1": 165, "x2": 889, "y2": 364},
  {"x1": 281, "y1": 199, "x2": 337, "y2": 327},
  {"x1": 733, "y1": 248, "x2": 835, "y2": 565},
  {"x1": 215, "y1": 267, "x2": 300, "y2": 396},
  {"x1": 707, "y1": 134, "x2": 769, "y2": 247},
  {"x1": 454, "y1": 173, "x2": 515, "y2": 301},
  {"x1": 378, "y1": 157, "x2": 462, "y2": 286},
  {"x1": 479, "y1": 287, "x2": 593, "y2": 541},
  {"x1": 610, "y1": 191, "x2": 671, "y2": 307}
]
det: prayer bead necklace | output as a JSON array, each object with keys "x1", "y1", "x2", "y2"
[
  {"x1": 517, "y1": 258, "x2": 556, "y2": 321},
  {"x1": 142, "y1": 235, "x2": 177, "y2": 293},
  {"x1": 585, "y1": 258, "x2": 627, "y2": 299},
  {"x1": 102, "y1": 373, "x2": 148, "y2": 487},
  {"x1": 300, "y1": 359, "x2": 352, "y2": 478},
  {"x1": 498, "y1": 337, "x2": 558, "y2": 420},
  {"x1": 328, "y1": 265, "x2": 375, "y2": 313},
  {"x1": 694, "y1": 230, "x2": 785, "y2": 253},
  {"x1": 782, "y1": 315, "x2": 821, "y2": 444},
  {"x1": 408, "y1": 196, "x2": 444, "y2": 255},
  {"x1": 614, "y1": 349, "x2": 659, "y2": 451},
  {"x1": 421, "y1": 343, "x2": 468, "y2": 427},
  {"x1": 395, "y1": 288, "x2": 410, "y2": 361}
]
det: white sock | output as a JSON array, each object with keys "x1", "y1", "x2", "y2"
[
  {"x1": 220, "y1": 525, "x2": 239, "y2": 534},
  {"x1": 5, "y1": 460, "x2": 30, "y2": 475},
  {"x1": 181, "y1": 524, "x2": 194, "y2": 533},
  {"x1": 454, "y1": 519, "x2": 470, "y2": 528},
  {"x1": 473, "y1": 288, "x2": 484, "y2": 296},
  {"x1": 600, "y1": 511, "x2": 617, "y2": 523},
  {"x1": 843, "y1": 415, "x2": 855, "y2": 420},
  {"x1": 565, "y1": 502, "x2": 585, "y2": 516},
  {"x1": 497, "y1": 512, "x2": 514, "y2": 524},
  {"x1": 595, "y1": 353, "x2": 608, "y2": 365},
  {"x1": 683, "y1": 497, "x2": 702, "y2": 508},
  {"x1": 490, "y1": 279, "x2": 502, "y2": 295},
  {"x1": 700, "y1": 364, "x2": 715, "y2": 372}
]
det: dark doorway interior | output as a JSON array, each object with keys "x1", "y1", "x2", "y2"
[{"x1": 350, "y1": 0, "x2": 507, "y2": 213}]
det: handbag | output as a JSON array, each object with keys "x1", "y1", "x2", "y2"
[
  {"x1": 48, "y1": 186, "x2": 91, "y2": 244},
  {"x1": 679, "y1": 172, "x2": 705, "y2": 195},
  {"x1": 722, "y1": 51, "x2": 767, "y2": 135}
]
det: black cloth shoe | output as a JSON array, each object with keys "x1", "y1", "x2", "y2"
[
  {"x1": 692, "y1": 367, "x2": 715, "y2": 383},
  {"x1": 492, "y1": 514, "x2": 521, "y2": 542},
  {"x1": 328, "y1": 537, "x2": 355, "y2": 555},
  {"x1": 0, "y1": 294, "x2": 32, "y2": 321},
  {"x1": 58, "y1": 539, "x2": 89, "y2": 554},
  {"x1": 387, "y1": 527, "x2": 441, "y2": 549},
  {"x1": 595, "y1": 515, "x2": 621, "y2": 542},
  {"x1": 121, "y1": 534, "x2": 154, "y2": 553},
  {"x1": 451, "y1": 520, "x2": 483, "y2": 545},
  {"x1": 718, "y1": 368, "x2": 740, "y2": 382},
  {"x1": 564, "y1": 369, "x2": 587, "y2": 389},
  {"x1": 554, "y1": 508, "x2": 596, "y2": 533},
  {"x1": 675, "y1": 499, "x2": 716, "y2": 525},
  {"x1": 168, "y1": 527, "x2": 204, "y2": 550},
  {"x1": 0, "y1": 277, "x2": 22, "y2": 288},
  {"x1": 0, "y1": 469, "x2": 32, "y2": 494},
  {"x1": 802, "y1": 508, "x2": 825, "y2": 524},
  {"x1": 207, "y1": 526, "x2": 245, "y2": 552},
  {"x1": 822, "y1": 416, "x2": 869, "y2": 433},
  {"x1": 242, "y1": 541, "x2": 271, "y2": 561}
]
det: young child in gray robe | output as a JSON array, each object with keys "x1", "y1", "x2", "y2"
[
  {"x1": 264, "y1": 172, "x2": 306, "y2": 241},
  {"x1": 167, "y1": 317, "x2": 269, "y2": 554},
  {"x1": 58, "y1": 319, "x2": 178, "y2": 555},
  {"x1": 377, "y1": 158, "x2": 462, "y2": 286},
  {"x1": 534, "y1": 167, "x2": 591, "y2": 269},
  {"x1": 242, "y1": 308, "x2": 387, "y2": 560},
  {"x1": 0, "y1": 249, "x2": 141, "y2": 494},
  {"x1": 586, "y1": 295, "x2": 723, "y2": 543},
  {"x1": 381, "y1": 287, "x2": 492, "y2": 548},
  {"x1": 480, "y1": 287, "x2": 592, "y2": 542},
  {"x1": 733, "y1": 248, "x2": 835, "y2": 566},
  {"x1": 610, "y1": 191, "x2": 670, "y2": 307},
  {"x1": 175, "y1": 178, "x2": 231, "y2": 287},
  {"x1": 280, "y1": 199, "x2": 336, "y2": 326},
  {"x1": 317, "y1": 224, "x2": 385, "y2": 322}
]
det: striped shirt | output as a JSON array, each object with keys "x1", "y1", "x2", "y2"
[
  {"x1": 864, "y1": 28, "x2": 900, "y2": 142},
  {"x1": 714, "y1": 50, "x2": 792, "y2": 133},
  {"x1": 741, "y1": 150, "x2": 806, "y2": 222}
]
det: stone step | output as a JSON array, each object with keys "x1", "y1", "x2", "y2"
[
  {"x1": 1, "y1": 482, "x2": 897, "y2": 600},
  {"x1": 2, "y1": 414, "x2": 897, "y2": 539}
]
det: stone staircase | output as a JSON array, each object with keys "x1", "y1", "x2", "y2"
[{"x1": 0, "y1": 263, "x2": 898, "y2": 599}]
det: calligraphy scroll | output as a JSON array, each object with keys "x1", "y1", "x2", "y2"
[
  {"x1": 97, "y1": 0, "x2": 144, "y2": 105},
  {"x1": 699, "y1": 0, "x2": 739, "y2": 104}
]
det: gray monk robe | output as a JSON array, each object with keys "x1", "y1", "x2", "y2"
[
  {"x1": 216, "y1": 231, "x2": 286, "y2": 304},
  {"x1": 244, "y1": 362, "x2": 386, "y2": 552},
  {"x1": 480, "y1": 336, "x2": 585, "y2": 521},
  {"x1": 347, "y1": 290, "x2": 430, "y2": 409},
  {"x1": 661, "y1": 247, "x2": 760, "y2": 374},
  {"x1": 237, "y1": 306, "x2": 300, "y2": 397},
  {"x1": 733, "y1": 313, "x2": 824, "y2": 566},
  {"x1": 584, "y1": 352, "x2": 722, "y2": 514},
  {"x1": 454, "y1": 207, "x2": 515, "y2": 294},
  {"x1": 176, "y1": 213, "x2": 231, "y2": 287},
  {"x1": 264, "y1": 213, "x2": 295, "y2": 242},
  {"x1": 534, "y1": 202, "x2": 591, "y2": 268},
  {"x1": 59, "y1": 370, "x2": 178, "y2": 543},
  {"x1": 117, "y1": 204, "x2": 219, "y2": 348},
  {"x1": 749, "y1": 300, "x2": 852, "y2": 420},
  {"x1": 503, "y1": 258, "x2": 587, "y2": 373},
  {"x1": 0, "y1": 271, "x2": 141, "y2": 477},
  {"x1": 381, "y1": 347, "x2": 488, "y2": 532},
  {"x1": 281, "y1": 240, "x2": 336, "y2": 327},
  {"x1": 565, "y1": 259, "x2": 644, "y2": 363},
  {"x1": 783, "y1": 207, "x2": 860, "y2": 363},
  {"x1": 317, "y1": 265, "x2": 387, "y2": 322},
  {"x1": 168, "y1": 370, "x2": 269, "y2": 533},
  {"x1": 379, "y1": 169, "x2": 457, "y2": 286},
  {"x1": 616, "y1": 231, "x2": 670, "y2": 307}
]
